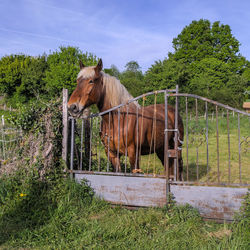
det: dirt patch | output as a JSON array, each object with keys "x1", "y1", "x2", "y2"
[{"x1": 208, "y1": 229, "x2": 232, "y2": 239}]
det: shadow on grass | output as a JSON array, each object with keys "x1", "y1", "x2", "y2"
[
  {"x1": 183, "y1": 162, "x2": 208, "y2": 181},
  {"x1": 0, "y1": 180, "x2": 57, "y2": 246}
]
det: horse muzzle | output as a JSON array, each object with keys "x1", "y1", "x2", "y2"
[{"x1": 68, "y1": 104, "x2": 84, "y2": 118}]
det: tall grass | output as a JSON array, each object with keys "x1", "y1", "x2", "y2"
[{"x1": 0, "y1": 169, "x2": 249, "y2": 249}]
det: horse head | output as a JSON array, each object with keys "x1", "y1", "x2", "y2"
[{"x1": 68, "y1": 59, "x2": 103, "y2": 117}]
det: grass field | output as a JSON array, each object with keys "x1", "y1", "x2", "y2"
[{"x1": 0, "y1": 173, "x2": 249, "y2": 249}]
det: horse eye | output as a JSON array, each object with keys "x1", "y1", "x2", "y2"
[{"x1": 89, "y1": 80, "x2": 94, "y2": 84}]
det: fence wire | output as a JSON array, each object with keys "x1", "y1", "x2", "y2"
[{"x1": 0, "y1": 118, "x2": 22, "y2": 162}]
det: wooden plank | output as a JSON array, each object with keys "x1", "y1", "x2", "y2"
[
  {"x1": 75, "y1": 173, "x2": 248, "y2": 220},
  {"x1": 75, "y1": 174, "x2": 167, "y2": 207},
  {"x1": 171, "y1": 185, "x2": 248, "y2": 221},
  {"x1": 62, "y1": 88, "x2": 68, "y2": 165}
]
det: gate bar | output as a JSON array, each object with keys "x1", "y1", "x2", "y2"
[
  {"x1": 238, "y1": 114, "x2": 241, "y2": 184},
  {"x1": 107, "y1": 112, "x2": 111, "y2": 171},
  {"x1": 164, "y1": 89, "x2": 170, "y2": 203},
  {"x1": 117, "y1": 108, "x2": 121, "y2": 172},
  {"x1": 135, "y1": 105, "x2": 139, "y2": 170},
  {"x1": 195, "y1": 98, "x2": 199, "y2": 181},
  {"x1": 89, "y1": 118, "x2": 93, "y2": 171},
  {"x1": 80, "y1": 119, "x2": 84, "y2": 170},
  {"x1": 205, "y1": 101, "x2": 209, "y2": 180},
  {"x1": 125, "y1": 105, "x2": 129, "y2": 173},
  {"x1": 70, "y1": 118, "x2": 74, "y2": 179},
  {"x1": 185, "y1": 97, "x2": 189, "y2": 181},
  {"x1": 174, "y1": 85, "x2": 179, "y2": 181},
  {"x1": 227, "y1": 110, "x2": 231, "y2": 184},
  {"x1": 216, "y1": 106, "x2": 220, "y2": 183}
]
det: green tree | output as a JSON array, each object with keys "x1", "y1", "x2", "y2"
[
  {"x1": 0, "y1": 54, "x2": 48, "y2": 105},
  {"x1": 15, "y1": 55, "x2": 48, "y2": 103},
  {"x1": 104, "y1": 64, "x2": 120, "y2": 78},
  {"x1": 0, "y1": 54, "x2": 29, "y2": 96},
  {"x1": 145, "y1": 19, "x2": 249, "y2": 107},
  {"x1": 44, "y1": 46, "x2": 98, "y2": 96},
  {"x1": 171, "y1": 19, "x2": 244, "y2": 66},
  {"x1": 144, "y1": 58, "x2": 189, "y2": 92},
  {"x1": 120, "y1": 61, "x2": 144, "y2": 97},
  {"x1": 124, "y1": 61, "x2": 140, "y2": 73}
]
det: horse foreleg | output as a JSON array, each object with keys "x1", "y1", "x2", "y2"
[
  {"x1": 106, "y1": 150, "x2": 121, "y2": 172},
  {"x1": 110, "y1": 156, "x2": 121, "y2": 172},
  {"x1": 127, "y1": 146, "x2": 141, "y2": 173}
]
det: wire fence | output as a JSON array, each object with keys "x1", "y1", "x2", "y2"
[{"x1": 0, "y1": 115, "x2": 22, "y2": 162}]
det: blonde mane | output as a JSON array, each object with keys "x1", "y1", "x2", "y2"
[{"x1": 101, "y1": 72, "x2": 140, "y2": 108}]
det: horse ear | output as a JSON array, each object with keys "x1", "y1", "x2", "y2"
[
  {"x1": 96, "y1": 59, "x2": 103, "y2": 72},
  {"x1": 79, "y1": 60, "x2": 85, "y2": 69}
]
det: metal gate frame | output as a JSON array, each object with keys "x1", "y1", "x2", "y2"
[{"x1": 62, "y1": 87, "x2": 250, "y2": 221}]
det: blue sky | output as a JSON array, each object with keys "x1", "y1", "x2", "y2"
[{"x1": 0, "y1": 0, "x2": 250, "y2": 72}]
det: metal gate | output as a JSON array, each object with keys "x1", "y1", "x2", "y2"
[{"x1": 62, "y1": 87, "x2": 250, "y2": 221}]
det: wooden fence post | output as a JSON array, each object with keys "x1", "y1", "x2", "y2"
[{"x1": 62, "y1": 89, "x2": 69, "y2": 168}]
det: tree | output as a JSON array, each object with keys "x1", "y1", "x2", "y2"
[
  {"x1": 0, "y1": 54, "x2": 29, "y2": 96},
  {"x1": 171, "y1": 20, "x2": 243, "y2": 65},
  {"x1": 145, "y1": 19, "x2": 249, "y2": 107},
  {"x1": 15, "y1": 55, "x2": 47, "y2": 102},
  {"x1": 144, "y1": 58, "x2": 189, "y2": 92},
  {"x1": 44, "y1": 46, "x2": 98, "y2": 96},
  {"x1": 104, "y1": 64, "x2": 120, "y2": 78},
  {"x1": 0, "y1": 54, "x2": 48, "y2": 104},
  {"x1": 124, "y1": 61, "x2": 141, "y2": 73},
  {"x1": 120, "y1": 61, "x2": 145, "y2": 98}
]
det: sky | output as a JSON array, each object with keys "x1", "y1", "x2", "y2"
[{"x1": 0, "y1": 0, "x2": 250, "y2": 72}]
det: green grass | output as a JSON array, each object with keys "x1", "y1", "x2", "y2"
[{"x1": 0, "y1": 171, "x2": 249, "y2": 249}]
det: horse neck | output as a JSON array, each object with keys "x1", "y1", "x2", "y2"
[{"x1": 96, "y1": 88, "x2": 112, "y2": 113}]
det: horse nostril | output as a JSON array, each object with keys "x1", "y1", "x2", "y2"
[{"x1": 70, "y1": 104, "x2": 78, "y2": 113}]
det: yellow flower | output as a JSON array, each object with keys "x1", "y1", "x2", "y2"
[{"x1": 20, "y1": 193, "x2": 27, "y2": 197}]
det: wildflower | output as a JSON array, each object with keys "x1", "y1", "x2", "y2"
[{"x1": 20, "y1": 193, "x2": 27, "y2": 197}]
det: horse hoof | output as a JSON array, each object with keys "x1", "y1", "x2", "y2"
[{"x1": 132, "y1": 169, "x2": 143, "y2": 174}]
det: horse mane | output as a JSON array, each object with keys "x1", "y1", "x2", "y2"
[{"x1": 101, "y1": 72, "x2": 140, "y2": 108}]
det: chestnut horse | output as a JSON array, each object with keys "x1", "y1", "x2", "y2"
[{"x1": 68, "y1": 59, "x2": 184, "y2": 180}]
